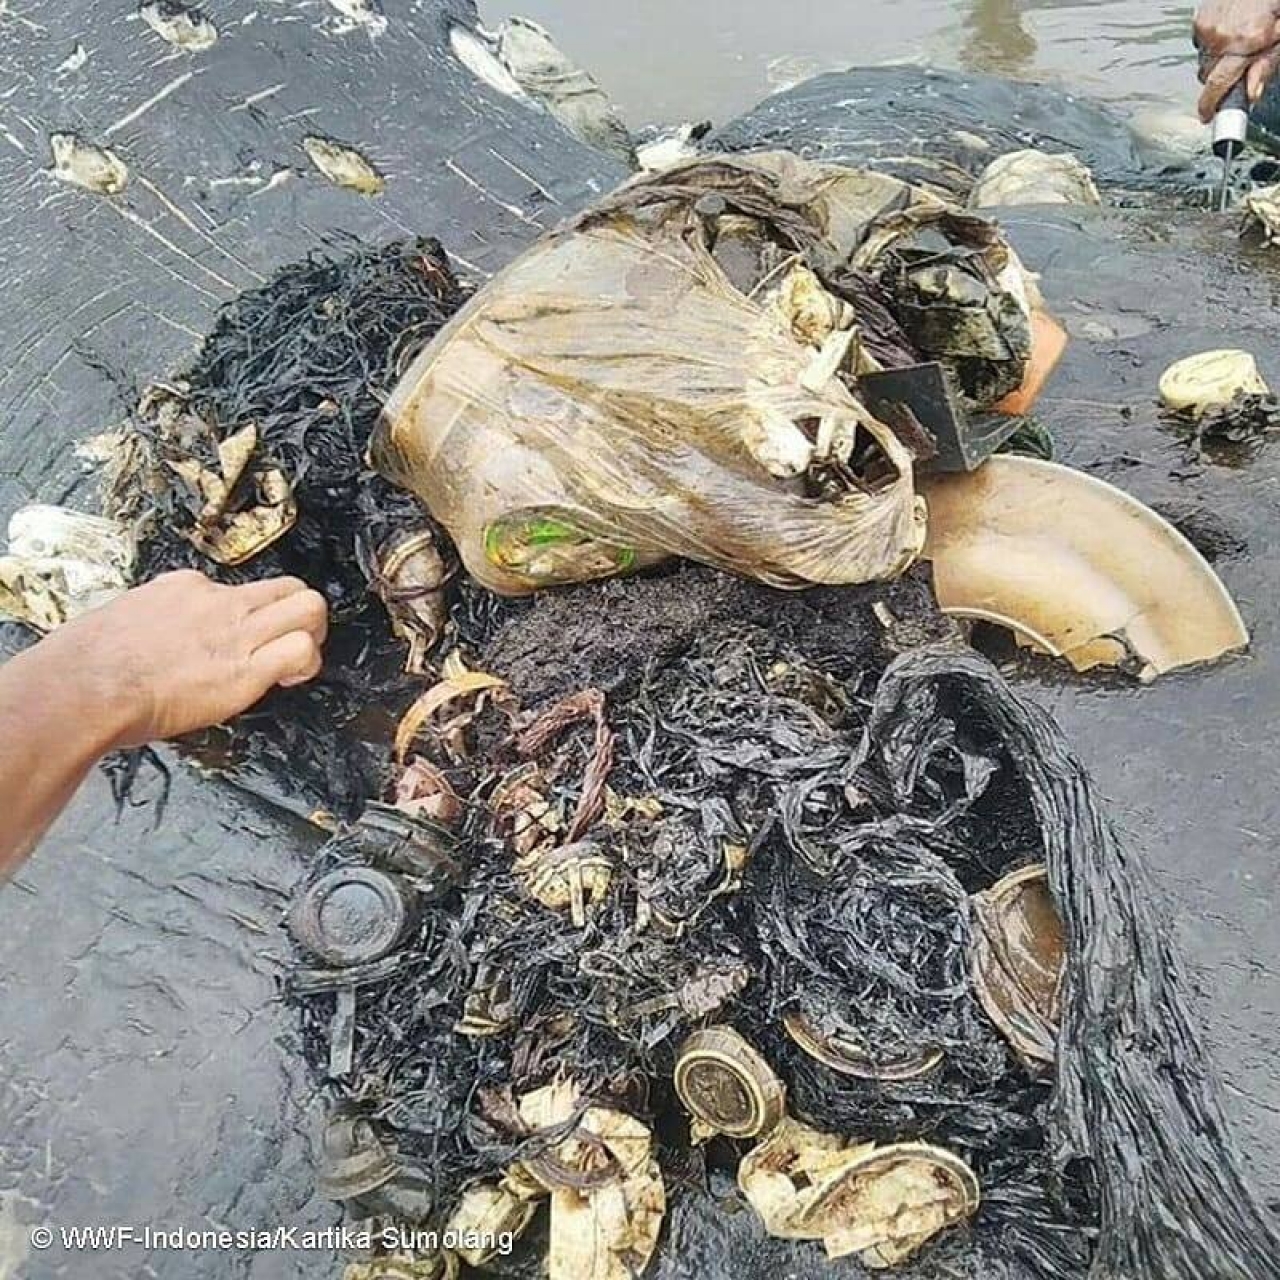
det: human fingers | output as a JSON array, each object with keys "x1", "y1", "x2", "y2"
[
  {"x1": 232, "y1": 575, "x2": 313, "y2": 611},
  {"x1": 244, "y1": 587, "x2": 329, "y2": 650},
  {"x1": 249, "y1": 629, "x2": 324, "y2": 693},
  {"x1": 1199, "y1": 51, "x2": 1252, "y2": 119},
  {"x1": 1247, "y1": 42, "x2": 1280, "y2": 101}
]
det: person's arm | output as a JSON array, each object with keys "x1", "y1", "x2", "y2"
[
  {"x1": 0, "y1": 570, "x2": 328, "y2": 879},
  {"x1": 1195, "y1": 0, "x2": 1280, "y2": 120}
]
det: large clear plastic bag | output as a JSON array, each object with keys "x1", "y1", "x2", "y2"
[{"x1": 374, "y1": 152, "x2": 1032, "y2": 596}]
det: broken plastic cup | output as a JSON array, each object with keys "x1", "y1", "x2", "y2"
[{"x1": 920, "y1": 456, "x2": 1250, "y2": 681}]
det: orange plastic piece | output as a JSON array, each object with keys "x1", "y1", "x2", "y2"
[{"x1": 994, "y1": 310, "x2": 1068, "y2": 416}]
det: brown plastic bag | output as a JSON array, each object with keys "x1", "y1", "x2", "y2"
[{"x1": 374, "y1": 152, "x2": 1031, "y2": 596}]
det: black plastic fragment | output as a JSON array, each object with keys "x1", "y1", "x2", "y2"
[{"x1": 861, "y1": 362, "x2": 1020, "y2": 472}]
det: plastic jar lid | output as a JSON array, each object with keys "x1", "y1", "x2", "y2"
[
  {"x1": 675, "y1": 1026, "x2": 786, "y2": 1139},
  {"x1": 288, "y1": 866, "x2": 415, "y2": 968}
]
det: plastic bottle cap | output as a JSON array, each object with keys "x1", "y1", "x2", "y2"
[
  {"x1": 675, "y1": 1026, "x2": 786, "y2": 1139},
  {"x1": 288, "y1": 867, "x2": 415, "y2": 968}
]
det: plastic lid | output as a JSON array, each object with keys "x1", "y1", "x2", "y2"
[{"x1": 675, "y1": 1026, "x2": 786, "y2": 1139}]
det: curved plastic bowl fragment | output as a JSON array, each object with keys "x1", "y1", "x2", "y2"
[{"x1": 920, "y1": 456, "x2": 1249, "y2": 682}]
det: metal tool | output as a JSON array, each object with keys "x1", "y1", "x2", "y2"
[{"x1": 1211, "y1": 76, "x2": 1251, "y2": 212}]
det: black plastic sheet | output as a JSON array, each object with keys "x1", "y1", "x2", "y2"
[{"x1": 867, "y1": 648, "x2": 1280, "y2": 1278}]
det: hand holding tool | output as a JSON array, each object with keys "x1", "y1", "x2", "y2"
[{"x1": 1212, "y1": 78, "x2": 1251, "y2": 210}]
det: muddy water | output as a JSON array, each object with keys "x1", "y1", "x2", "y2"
[{"x1": 499, "y1": 0, "x2": 1202, "y2": 133}]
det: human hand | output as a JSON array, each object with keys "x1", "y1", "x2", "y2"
[
  {"x1": 43, "y1": 571, "x2": 328, "y2": 749},
  {"x1": 1195, "y1": 0, "x2": 1280, "y2": 121}
]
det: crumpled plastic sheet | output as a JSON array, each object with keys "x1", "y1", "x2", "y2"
[
  {"x1": 374, "y1": 151, "x2": 1035, "y2": 597},
  {"x1": 866, "y1": 647, "x2": 1280, "y2": 1279}
]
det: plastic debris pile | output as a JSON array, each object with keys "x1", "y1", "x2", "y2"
[
  {"x1": 284, "y1": 582, "x2": 1280, "y2": 1280},
  {"x1": 46, "y1": 157, "x2": 1249, "y2": 817},
  {"x1": 45, "y1": 150, "x2": 1273, "y2": 1279},
  {"x1": 1158, "y1": 348, "x2": 1280, "y2": 457},
  {"x1": 100, "y1": 237, "x2": 467, "y2": 816}
]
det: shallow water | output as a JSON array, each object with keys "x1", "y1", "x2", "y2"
[{"x1": 497, "y1": 0, "x2": 1202, "y2": 134}]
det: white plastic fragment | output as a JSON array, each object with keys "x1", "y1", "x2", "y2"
[
  {"x1": 56, "y1": 43, "x2": 90, "y2": 73},
  {"x1": 445, "y1": 1182, "x2": 536, "y2": 1268},
  {"x1": 139, "y1": 1, "x2": 218, "y2": 52},
  {"x1": 768, "y1": 262, "x2": 854, "y2": 349},
  {"x1": 741, "y1": 410, "x2": 814, "y2": 479},
  {"x1": 516, "y1": 1082, "x2": 666, "y2": 1280},
  {"x1": 547, "y1": 1166, "x2": 665, "y2": 1280},
  {"x1": 636, "y1": 124, "x2": 705, "y2": 173},
  {"x1": 1159, "y1": 350, "x2": 1271, "y2": 416},
  {"x1": 0, "y1": 505, "x2": 135, "y2": 632},
  {"x1": 1243, "y1": 183, "x2": 1280, "y2": 245},
  {"x1": 738, "y1": 1119, "x2": 980, "y2": 1269},
  {"x1": 49, "y1": 133, "x2": 129, "y2": 195},
  {"x1": 301, "y1": 136, "x2": 384, "y2": 195},
  {"x1": 800, "y1": 329, "x2": 857, "y2": 394},
  {"x1": 969, "y1": 149, "x2": 1102, "y2": 209},
  {"x1": 326, "y1": 0, "x2": 387, "y2": 36}
]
